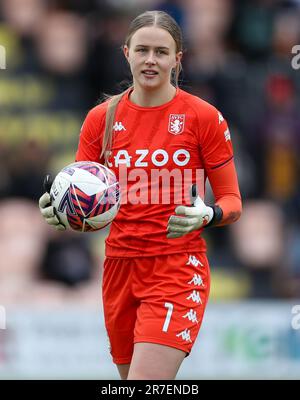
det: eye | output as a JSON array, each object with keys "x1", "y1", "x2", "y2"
[
  {"x1": 157, "y1": 49, "x2": 168, "y2": 55},
  {"x1": 137, "y1": 48, "x2": 146, "y2": 53}
]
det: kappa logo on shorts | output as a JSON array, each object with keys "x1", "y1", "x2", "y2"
[
  {"x1": 176, "y1": 328, "x2": 192, "y2": 343},
  {"x1": 168, "y1": 114, "x2": 185, "y2": 135},
  {"x1": 186, "y1": 255, "x2": 203, "y2": 268},
  {"x1": 183, "y1": 309, "x2": 198, "y2": 324},
  {"x1": 188, "y1": 274, "x2": 204, "y2": 287},
  {"x1": 187, "y1": 290, "x2": 202, "y2": 304}
]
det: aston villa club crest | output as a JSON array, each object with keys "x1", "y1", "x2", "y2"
[{"x1": 168, "y1": 114, "x2": 185, "y2": 135}]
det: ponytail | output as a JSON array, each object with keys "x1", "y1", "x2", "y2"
[{"x1": 100, "y1": 88, "x2": 132, "y2": 162}]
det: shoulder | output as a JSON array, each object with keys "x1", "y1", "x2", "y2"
[
  {"x1": 179, "y1": 89, "x2": 220, "y2": 124},
  {"x1": 81, "y1": 100, "x2": 110, "y2": 133},
  {"x1": 79, "y1": 100, "x2": 110, "y2": 140},
  {"x1": 86, "y1": 99, "x2": 109, "y2": 121}
]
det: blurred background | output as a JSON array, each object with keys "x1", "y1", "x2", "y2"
[{"x1": 0, "y1": 0, "x2": 300, "y2": 379}]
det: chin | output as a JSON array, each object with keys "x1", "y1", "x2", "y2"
[
  {"x1": 139, "y1": 79, "x2": 161, "y2": 90},
  {"x1": 143, "y1": 84, "x2": 160, "y2": 91}
]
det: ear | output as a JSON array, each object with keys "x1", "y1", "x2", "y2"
[
  {"x1": 175, "y1": 51, "x2": 183, "y2": 68},
  {"x1": 123, "y1": 45, "x2": 130, "y2": 62}
]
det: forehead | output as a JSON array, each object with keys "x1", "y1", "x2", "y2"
[{"x1": 130, "y1": 26, "x2": 176, "y2": 50}]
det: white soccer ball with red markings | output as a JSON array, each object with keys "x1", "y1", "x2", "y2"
[{"x1": 50, "y1": 161, "x2": 121, "y2": 232}]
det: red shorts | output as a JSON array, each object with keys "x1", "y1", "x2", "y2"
[{"x1": 102, "y1": 252, "x2": 210, "y2": 364}]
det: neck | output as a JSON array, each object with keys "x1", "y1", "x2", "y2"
[{"x1": 130, "y1": 84, "x2": 177, "y2": 107}]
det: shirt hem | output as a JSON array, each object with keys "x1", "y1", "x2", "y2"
[{"x1": 105, "y1": 246, "x2": 207, "y2": 258}]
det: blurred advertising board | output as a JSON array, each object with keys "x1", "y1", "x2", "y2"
[{"x1": 0, "y1": 302, "x2": 299, "y2": 379}]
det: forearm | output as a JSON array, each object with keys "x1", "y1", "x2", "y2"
[{"x1": 206, "y1": 159, "x2": 242, "y2": 227}]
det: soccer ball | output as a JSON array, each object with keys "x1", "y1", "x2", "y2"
[{"x1": 50, "y1": 161, "x2": 121, "y2": 232}]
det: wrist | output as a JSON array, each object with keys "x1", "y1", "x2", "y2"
[
  {"x1": 205, "y1": 205, "x2": 223, "y2": 228},
  {"x1": 205, "y1": 205, "x2": 214, "y2": 224}
]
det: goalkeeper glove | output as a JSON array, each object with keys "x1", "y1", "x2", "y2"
[
  {"x1": 167, "y1": 184, "x2": 217, "y2": 239},
  {"x1": 38, "y1": 174, "x2": 66, "y2": 231}
]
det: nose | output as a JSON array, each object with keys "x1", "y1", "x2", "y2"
[{"x1": 145, "y1": 50, "x2": 156, "y2": 65}]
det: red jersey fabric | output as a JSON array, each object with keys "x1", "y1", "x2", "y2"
[{"x1": 76, "y1": 88, "x2": 235, "y2": 257}]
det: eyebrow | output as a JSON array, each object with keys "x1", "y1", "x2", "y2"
[{"x1": 135, "y1": 45, "x2": 170, "y2": 50}]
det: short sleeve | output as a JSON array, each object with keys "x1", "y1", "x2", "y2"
[
  {"x1": 199, "y1": 108, "x2": 234, "y2": 171},
  {"x1": 75, "y1": 103, "x2": 107, "y2": 163}
]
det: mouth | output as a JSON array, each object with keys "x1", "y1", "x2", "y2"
[{"x1": 142, "y1": 70, "x2": 158, "y2": 76}]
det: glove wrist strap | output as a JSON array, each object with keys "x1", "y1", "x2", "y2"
[{"x1": 205, "y1": 205, "x2": 223, "y2": 228}]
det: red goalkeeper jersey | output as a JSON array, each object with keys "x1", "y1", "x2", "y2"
[{"x1": 76, "y1": 88, "x2": 235, "y2": 257}]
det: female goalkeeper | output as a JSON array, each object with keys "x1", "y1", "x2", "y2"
[{"x1": 39, "y1": 10, "x2": 242, "y2": 380}]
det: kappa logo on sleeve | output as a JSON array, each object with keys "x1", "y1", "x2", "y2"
[
  {"x1": 168, "y1": 114, "x2": 185, "y2": 135},
  {"x1": 224, "y1": 128, "x2": 231, "y2": 142},
  {"x1": 218, "y1": 112, "x2": 224, "y2": 124}
]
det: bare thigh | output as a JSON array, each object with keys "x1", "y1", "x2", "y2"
[
  {"x1": 127, "y1": 342, "x2": 186, "y2": 380},
  {"x1": 117, "y1": 363, "x2": 130, "y2": 380}
]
